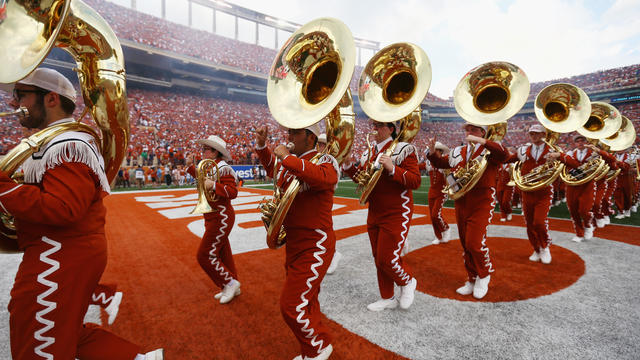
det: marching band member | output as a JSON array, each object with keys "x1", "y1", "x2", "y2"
[
  {"x1": 427, "y1": 123, "x2": 509, "y2": 299},
  {"x1": 318, "y1": 133, "x2": 342, "y2": 275},
  {"x1": 613, "y1": 149, "x2": 633, "y2": 218},
  {"x1": 496, "y1": 160, "x2": 515, "y2": 222},
  {"x1": 506, "y1": 125, "x2": 555, "y2": 263},
  {"x1": 343, "y1": 120, "x2": 420, "y2": 311},
  {"x1": 420, "y1": 142, "x2": 451, "y2": 245},
  {"x1": 255, "y1": 123, "x2": 337, "y2": 360},
  {"x1": 585, "y1": 143, "x2": 618, "y2": 228},
  {"x1": 0, "y1": 68, "x2": 162, "y2": 359},
  {"x1": 186, "y1": 135, "x2": 240, "y2": 304},
  {"x1": 548, "y1": 134, "x2": 595, "y2": 242}
]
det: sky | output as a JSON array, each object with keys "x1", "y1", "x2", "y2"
[{"x1": 109, "y1": 0, "x2": 640, "y2": 99}]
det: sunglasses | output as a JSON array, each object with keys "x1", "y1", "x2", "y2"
[{"x1": 12, "y1": 88, "x2": 49, "y2": 102}]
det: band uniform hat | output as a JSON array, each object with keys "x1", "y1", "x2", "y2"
[
  {"x1": 0, "y1": 68, "x2": 76, "y2": 102},
  {"x1": 528, "y1": 124, "x2": 546, "y2": 133},
  {"x1": 197, "y1": 135, "x2": 232, "y2": 161},
  {"x1": 434, "y1": 141, "x2": 450, "y2": 154},
  {"x1": 318, "y1": 133, "x2": 327, "y2": 144},
  {"x1": 303, "y1": 122, "x2": 322, "y2": 138},
  {"x1": 462, "y1": 122, "x2": 488, "y2": 133},
  {"x1": 573, "y1": 133, "x2": 587, "y2": 142}
]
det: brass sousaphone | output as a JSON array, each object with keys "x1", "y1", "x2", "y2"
[
  {"x1": 0, "y1": 0, "x2": 128, "y2": 251},
  {"x1": 600, "y1": 115, "x2": 637, "y2": 181},
  {"x1": 355, "y1": 42, "x2": 431, "y2": 205},
  {"x1": 444, "y1": 62, "x2": 530, "y2": 200},
  {"x1": 512, "y1": 83, "x2": 591, "y2": 191},
  {"x1": 259, "y1": 18, "x2": 356, "y2": 249},
  {"x1": 560, "y1": 102, "x2": 622, "y2": 185}
]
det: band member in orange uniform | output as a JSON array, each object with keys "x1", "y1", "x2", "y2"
[
  {"x1": 613, "y1": 150, "x2": 633, "y2": 218},
  {"x1": 0, "y1": 68, "x2": 162, "y2": 359},
  {"x1": 419, "y1": 142, "x2": 451, "y2": 245},
  {"x1": 585, "y1": 144, "x2": 618, "y2": 228},
  {"x1": 548, "y1": 134, "x2": 595, "y2": 242},
  {"x1": 506, "y1": 125, "x2": 555, "y2": 263},
  {"x1": 427, "y1": 123, "x2": 509, "y2": 299},
  {"x1": 255, "y1": 123, "x2": 337, "y2": 360},
  {"x1": 496, "y1": 162, "x2": 514, "y2": 222},
  {"x1": 343, "y1": 120, "x2": 420, "y2": 311},
  {"x1": 186, "y1": 135, "x2": 240, "y2": 304}
]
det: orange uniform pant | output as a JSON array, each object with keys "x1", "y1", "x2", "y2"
[
  {"x1": 428, "y1": 194, "x2": 449, "y2": 240},
  {"x1": 281, "y1": 228, "x2": 335, "y2": 359},
  {"x1": 89, "y1": 283, "x2": 117, "y2": 307},
  {"x1": 455, "y1": 188, "x2": 495, "y2": 281},
  {"x1": 614, "y1": 174, "x2": 632, "y2": 213},
  {"x1": 566, "y1": 181, "x2": 595, "y2": 237},
  {"x1": 591, "y1": 178, "x2": 608, "y2": 224},
  {"x1": 9, "y1": 235, "x2": 139, "y2": 360},
  {"x1": 522, "y1": 186, "x2": 553, "y2": 251},
  {"x1": 367, "y1": 211, "x2": 414, "y2": 300},
  {"x1": 602, "y1": 178, "x2": 617, "y2": 216},
  {"x1": 197, "y1": 204, "x2": 237, "y2": 289},
  {"x1": 496, "y1": 185, "x2": 514, "y2": 220}
]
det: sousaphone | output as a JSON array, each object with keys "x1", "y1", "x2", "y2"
[
  {"x1": 0, "y1": 0, "x2": 128, "y2": 251},
  {"x1": 444, "y1": 62, "x2": 530, "y2": 200},
  {"x1": 259, "y1": 18, "x2": 356, "y2": 249}
]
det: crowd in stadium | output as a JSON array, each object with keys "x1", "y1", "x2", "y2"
[{"x1": 1, "y1": 0, "x2": 638, "y2": 189}]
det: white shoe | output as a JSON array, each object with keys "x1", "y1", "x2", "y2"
[
  {"x1": 584, "y1": 226, "x2": 594, "y2": 240},
  {"x1": 215, "y1": 286, "x2": 241, "y2": 300},
  {"x1": 326, "y1": 252, "x2": 342, "y2": 274},
  {"x1": 500, "y1": 218, "x2": 506, "y2": 222},
  {"x1": 473, "y1": 275, "x2": 491, "y2": 299},
  {"x1": 632, "y1": 205, "x2": 637, "y2": 213},
  {"x1": 367, "y1": 297, "x2": 398, "y2": 312},
  {"x1": 507, "y1": 214, "x2": 512, "y2": 221},
  {"x1": 144, "y1": 349, "x2": 164, "y2": 360},
  {"x1": 431, "y1": 238, "x2": 441, "y2": 245},
  {"x1": 539, "y1": 247, "x2": 552, "y2": 264},
  {"x1": 401, "y1": 240, "x2": 410, "y2": 257},
  {"x1": 604, "y1": 216, "x2": 611, "y2": 225},
  {"x1": 624, "y1": 210, "x2": 631, "y2": 217},
  {"x1": 399, "y1": 278, "x2": 417, "y2": 309},
  {"x1": 528, "y1": 251, "x2": 540, "y2": 262},
  {"x1": 595, "y1": 218, "x2": 606, "y2": 228},
  {"x1": 615, "y1": 213, "x2": 625, "y2": 219},
  {"x1": 456, "y1": 281, "x2": 474, "y2": 296},
  {"x1": 562, "y1": 198, "x2": 567, "y2": 203},
  {"x1": 220, "y1": 280, "x2": 241, "y2": 304},
  {"x1": 571, "y1": 236, "x2": 584, "y2": 243},
  {"x1": 293, "y1": 344, "x2": 333, "y2": 360},
  {"x1": 105, "y1": 291, "x2": 122, "y2": 325},
  {"x1": 441, "y1": 228, "x2": 451, "y2": 243}
]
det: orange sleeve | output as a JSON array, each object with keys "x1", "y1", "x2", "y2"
[
  {"x1": 0, "y1": 163, "x2": 101, "y2": 226},
  {"x1": 214, "y1": 173, "x2": 238, "y2": 200},
  {"x1": 391, "y1": 152, "x2": 421, "y2": 190},
  {"x1": 281, "y1": 155, "x2": 338, "y2": 190}
]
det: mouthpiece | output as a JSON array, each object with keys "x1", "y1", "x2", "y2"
[{"x1": 0, "y1": 107, "x2": 29, "y2": 119}]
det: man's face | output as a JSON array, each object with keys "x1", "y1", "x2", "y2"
[
  {"x1": 287, "y1": 129, "x2": 314, "y2": 156},
  {"x1": 9, "y1": 84, "x2": 48, "y2": 129},
  {"x1": 202, "y1": 146, "x2": 217, "y2": 160},
  {"x1": 574, "y1": 137, "x2": 586, "y2": 149},
  {"x1": 464, "y1": 125, "x2": 485, "y2": 140},
  {"x1": 371, "y1": 121, "x2": 392, "y2": 142},
  {"x1": 529, "y1": 131, "x2": 545, "y2": 144}
]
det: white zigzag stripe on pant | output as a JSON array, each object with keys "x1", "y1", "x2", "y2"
[
  {"x1": 34, "y1": 237, "x2": 61, "y2": 360},
  {"x1": 209, "y1": 204, "x2": 233, "y2": 284},
  {"x1": 295, "y1": 229, "x2": 328, "y2": 354},
  {"x1": 391, "y1": 190, "x2": 412, "y2": 283}
]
